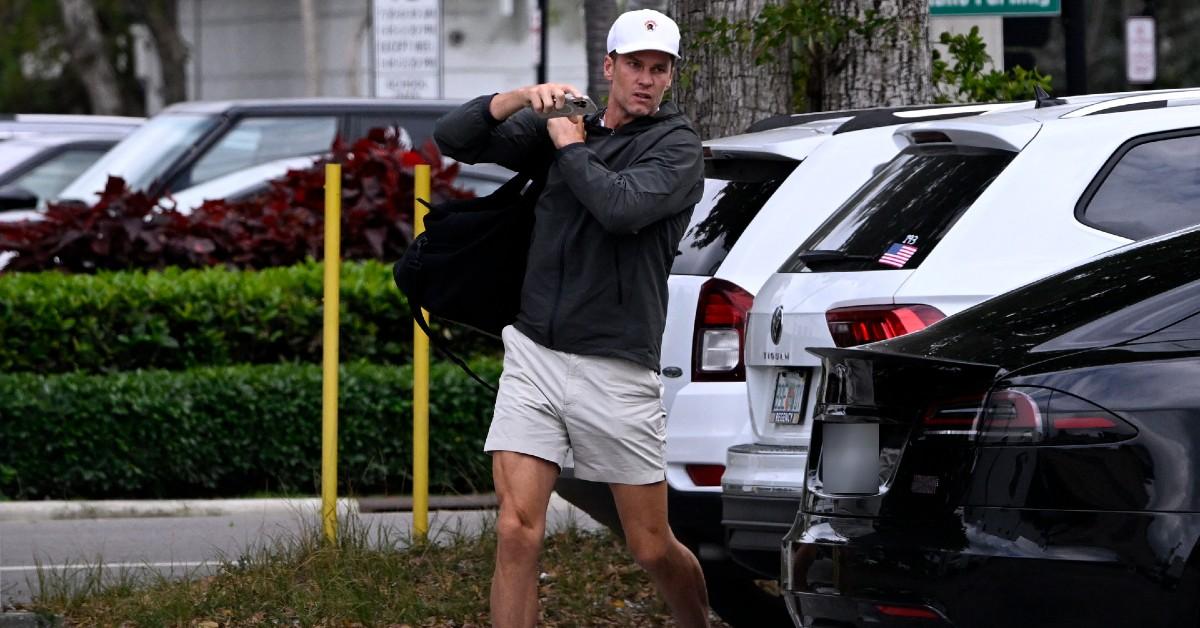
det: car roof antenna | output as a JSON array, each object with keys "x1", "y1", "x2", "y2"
[{"x1": 1034, "y1": 85, "x2": 1067, "y2": 108}]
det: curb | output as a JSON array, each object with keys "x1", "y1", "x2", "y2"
[{"x1": 0, "y1": 494, "x2": 500, "y2": 522}]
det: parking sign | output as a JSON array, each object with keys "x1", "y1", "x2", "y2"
[
  {"x1": 374, "y1": 0, "x2": 443, "y2": 99},
  {"x1": 1126, "y1": 16, "x2": 1156, "y2": 85}
]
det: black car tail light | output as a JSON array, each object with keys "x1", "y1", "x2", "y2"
[
  {"x1": 918, "y1": 387, "x2": 1137, "y2": 446},
  {"x1": 692, "y1": 279, "x2": 753, "y2": 382},
  {"x1": 825, "y1": 304, "x2": 945, "y2": 347},
  {"x1": 919, "y1": 394, "x2": 986, "y2": 440},
  {"x1": 976, "y1": 386, "x2": 1137, "y2": 446},
  {"x1": 876, "y1": 604, "x2": 942, "y2": 620}
]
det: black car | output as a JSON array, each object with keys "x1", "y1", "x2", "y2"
[
  {"x1": 55, "y1": 98, "x2": 460, "y2": 206},
  {"x1": 784, "y1": 225, "x2": 1200, "y2": 627}
]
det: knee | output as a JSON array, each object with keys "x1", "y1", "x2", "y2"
[
  {"x1": 496, "y1": 507, "x2": 545, "y2": 557},
  {"x1": 628, "y1": 534, "x2": 673, "y2": 574}
]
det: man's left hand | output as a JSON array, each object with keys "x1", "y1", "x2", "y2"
[{"x1": 548, "y1": 116, "x2": 586, "y2": 149}]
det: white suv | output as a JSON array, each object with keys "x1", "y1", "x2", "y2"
[
  {"x1": 553, "y1": 102, "x2": 1026, "y2": 618},
  {"x1": 724, "y1": 88, "x2": 1200, "y2": 579}
]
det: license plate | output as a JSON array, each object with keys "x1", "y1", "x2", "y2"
[
  {"x1": 771, "y1": 370, "x2": 809, "y2": 424},
  {"x1": 821, "y1": 423, "x2": 880, "y2": 494}
]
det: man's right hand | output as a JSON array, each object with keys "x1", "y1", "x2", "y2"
[{"x1": 489, "y1": 83, "x2": 586, "y2": 121}]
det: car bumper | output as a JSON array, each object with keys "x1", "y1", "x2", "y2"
[
  {"x1": 720, "y1": 442, "x2": 808, "y2": 578},
  {"x1": 783, "y1": 509, "x2": 1200, "y2": 628},
  {"x1": 664, "y1": 381, "x2": 756, "y2": 480}
]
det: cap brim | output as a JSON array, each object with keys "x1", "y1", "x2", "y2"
[{"x1": 611, "y1": 42, "x2": 680, "y2": 59}]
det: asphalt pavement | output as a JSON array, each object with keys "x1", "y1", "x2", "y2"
[{"x1": 0, "y1": 493, "x2": 601, "y2": 609}]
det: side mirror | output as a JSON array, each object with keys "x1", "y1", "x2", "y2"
[{"x1": 0, "y1": 186, "x2": 38, "y2": 212}]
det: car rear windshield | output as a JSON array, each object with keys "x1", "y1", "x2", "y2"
[
  {"x1": 671, "y1": 157, "x2": 798, "y2": 276},
  {"x1": 780, "y1": 145, "x2": 1014, "y2": 272}
]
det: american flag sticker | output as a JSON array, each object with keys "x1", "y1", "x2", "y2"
[{"x1": 879, "y1": 242, "x2": 918, "y2": 268}]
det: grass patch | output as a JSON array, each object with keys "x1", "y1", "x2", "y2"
[{"x1": 29, "y1": 514, "x2": 731, "y2": 627}]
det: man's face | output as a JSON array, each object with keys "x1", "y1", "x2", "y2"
[{"x1": 604, "y1": 50, "x2": 674, "y2": 124}]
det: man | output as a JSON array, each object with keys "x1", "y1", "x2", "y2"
[{"x1": 434, "y1": 8, "x2": 708, "y2": 628}]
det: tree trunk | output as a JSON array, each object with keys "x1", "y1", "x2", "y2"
[
  {"x1": 138, "y1": 0, "x2": 189, "y2": 106},
  {"x1": 57, "y1": 0, "x2": 126, "y2": 114},
  {"x1": 820, "y1": 0, "x2": 932, "y2": 110},
  {"x1": 669, "y1": 0, "x2": 790, "y2": 140},
  {"x1": 583, "y1": 0, "x2": 616, "y2": 103}
]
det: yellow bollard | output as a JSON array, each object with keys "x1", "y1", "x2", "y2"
[
  {"x1": 321, "y1": 163, "x2": 342, "y2": 544},
  {"x1": 413, "y1": 165, "x2": 431, "y2": 539}
]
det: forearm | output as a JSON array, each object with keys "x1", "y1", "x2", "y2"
[
  {"x1": 557, "y1": 138, "x2": 704, "y2": 234},
  {"x1": 488, "y1": 89, "x2": 532, "y2": 121}
]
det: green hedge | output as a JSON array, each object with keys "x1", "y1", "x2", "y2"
[
  {"x1": 0, "y1": 260, "x2": 499, "y2": 374},
  {"x1": 0, "y1": 359, "x2": 501, "y2": 500}
]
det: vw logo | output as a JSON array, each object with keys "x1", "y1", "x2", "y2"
[{"x1": 770, "y1": 306, "x2": 784, "y2": 345}]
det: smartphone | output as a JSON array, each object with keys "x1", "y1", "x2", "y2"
[{"x1": 538, "y1": 94, "x2": 598, "y2": 118}]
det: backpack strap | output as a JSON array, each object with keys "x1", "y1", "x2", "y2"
[{"x1": 412, "y1": 306, "x2": 499, "y2": 393}]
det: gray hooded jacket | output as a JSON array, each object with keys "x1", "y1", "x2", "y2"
[{"x1": 434, "y1": 95, "x2": 704, "y2": 371}]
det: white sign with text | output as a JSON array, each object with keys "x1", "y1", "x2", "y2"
[
  {"x1": 374, "y1": 0, "x2": 442, "y2": 99},
  {"x1": 1126, "y1": 16, "x2": 1156, "y2": 85}
]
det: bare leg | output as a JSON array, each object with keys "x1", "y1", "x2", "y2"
[
  {"x1": 610, "y1": 480, "x2": 710, "y2": 628},
  {"x1": 490, "y1": 451, "x2": 560, "y2": 628}
]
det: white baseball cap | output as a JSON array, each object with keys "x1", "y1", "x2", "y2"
[{"x1": 607, "y1": 9, "x2": 681, "y2": 60}]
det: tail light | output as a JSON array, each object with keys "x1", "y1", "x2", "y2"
[
  {"x1": 692, "y1": 279, "x2": 753, "y2": 382},
  {"x1": 920, "y1": 386, "x2": 1137, "y2": 445},
  {"x1": 685, "y1": 464, "x2": 725, "y2": 487},
  {"x1": 825, "y1": 304, "x2": 945, "y2": 347},
  {"x1": 975, "y1": 386, "x2": 1137, "y2": 446},
  {"x1": 919, "y1": 394, "x2": 987, "y2": 439},
  {"x1": 876, "y1": 604, "x2": 943, "y2": 620}
]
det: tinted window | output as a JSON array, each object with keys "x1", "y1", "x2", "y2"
[
  {"x1": 670, "y1": 158, "x2": 797, "y2": 276},
  {"x1": 876, "y1": 229, "x2": 1200, "y2": 364},
  {"x1": 780, "y1": 146, "x2": 1013, "y2": 272},
  {"x1": 8, "y1": 148, "x2": 109, "y2": 199},
  {"x1": 57, "y1": 113, "x2": 216, "y2": 203},
  {"x1": 1082, "y1": 133, "x2": 1200, "y2": 240},
  {"x1": 185, "y1": 116, "x2": 337, "y2": 187}
]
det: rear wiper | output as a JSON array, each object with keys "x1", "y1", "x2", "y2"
[{"x1": 794, "y1": 249, "x2": 880, "y2": 265}]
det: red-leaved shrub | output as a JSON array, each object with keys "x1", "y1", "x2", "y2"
[{"x1": 0, "y1": 129, "x2": 474, "y2": 273}]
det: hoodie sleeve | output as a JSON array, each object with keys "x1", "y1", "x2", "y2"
[
  {"x1": 555, "y1": 125, "x2": 704, "y2": 235},
  {"x1": 433, "y1": 95, "x2": 550, "y2": 172}
]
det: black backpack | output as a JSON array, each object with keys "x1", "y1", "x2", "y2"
[{"x1": 393, "y1": 169, "x2": 546, "y2": 390}]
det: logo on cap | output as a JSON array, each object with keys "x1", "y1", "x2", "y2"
[{"x1": 645, "y1": 20, "x2": 657, "y2": 31}]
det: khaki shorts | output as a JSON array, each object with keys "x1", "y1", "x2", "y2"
[{"x1": 484, "y1": 325, "x2": 666, "y2": 485}]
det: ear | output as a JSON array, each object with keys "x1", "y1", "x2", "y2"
[{"x1": 603, "y1": 54, "x2": 615, "y2": 81}]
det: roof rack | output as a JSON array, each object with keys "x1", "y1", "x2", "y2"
[
  {"x1": 1060, "y1": 88, "x2": 1200, "y2": 118},
  {"x1": 745, "y1": 110, "x2": 862, "y2": 133},
  {"x1": 746, "y1": 102, "x2": 1012, "y2": 135}
]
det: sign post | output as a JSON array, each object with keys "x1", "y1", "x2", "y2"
[{"x1": 373, "y1": 0, "x2": 443, "y2": 98}]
